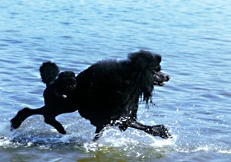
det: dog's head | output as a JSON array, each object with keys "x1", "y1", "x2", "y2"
[
  {"x1": 129, "y1": 50, "x2": 170, "y2": 85},
  {"x1": 128, "y1": 50, "x2": 170, "y2": 102}
]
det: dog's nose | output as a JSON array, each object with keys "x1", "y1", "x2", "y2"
[{"x1": 166, "y1": 75, "x2": 170, "y2": 81}]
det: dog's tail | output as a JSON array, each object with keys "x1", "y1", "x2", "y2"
[{"x1": 39, "y1": 61, "x2": 60, "y2": 85}]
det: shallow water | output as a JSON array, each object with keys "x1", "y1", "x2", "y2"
[{"x1": 1, "y1": 0, "x2": 231, "y2": 161}]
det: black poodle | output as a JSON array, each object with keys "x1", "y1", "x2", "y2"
[{"x1": 11, "y1": 50, "x2": 171, "y2": 141}]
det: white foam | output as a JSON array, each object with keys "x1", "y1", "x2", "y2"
[
  {"x1": 0, "y1": 137, "x2": 11, "y2": 148},
  {"x1": 218, "y1": 150, "x2": 231, "y2": 154},
  {"x1": 82, "y1": 128, "x2": 177, "y2": 152}
]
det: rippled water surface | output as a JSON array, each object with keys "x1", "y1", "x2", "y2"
[{"x1": 1, "y1": 0, "x2": 231, "y2": 161}]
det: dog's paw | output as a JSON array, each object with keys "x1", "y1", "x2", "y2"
[
  {"x1": 58, "y1": 129, "x2": 66, "y2": 134},
  {"x1": 10, "y1": 117, "x2": 22, "y2": 130},
  {"x1": 145, "y1": 124, "x2": 171, "y2": 139},
  {"x1": 10, "y1": 108, "x2": 31, "y2": 130}
]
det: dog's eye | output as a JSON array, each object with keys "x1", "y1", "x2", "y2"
[
  {"x1": 152, "y1": 70, "x2": 157, "y2": 74},
  {"x1": 153, "y1": 66, "x2": 161, "y2": 72},
  {"x1": 150, "y1": 66, "x2": 161, "y2": 73}
]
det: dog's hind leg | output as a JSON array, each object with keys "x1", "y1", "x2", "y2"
[
  {"x1": 92, "y1": 126, "x2": 104, "y2": 141},
  {"x1": 11, "y1": 107, "x2": 44, "y2": 130},
  {"x1": 43, "y1": 114, "x2": 66, "y2": 134},
  {"x1": 128, "y1": 121, "x2": 171, "y2": 139}
]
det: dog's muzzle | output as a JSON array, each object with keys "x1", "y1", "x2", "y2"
[{"x1": 153, "y1": 71, "x2": 170, "y2": 86}]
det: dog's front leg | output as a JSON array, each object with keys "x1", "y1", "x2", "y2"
[{"x1": 128, "y1": 121, "x2": 171, "y2": 139}]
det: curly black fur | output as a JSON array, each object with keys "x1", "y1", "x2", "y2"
[
  {"x1": 40, "y1": 61, "x2": 59, "y2": 85},
  {"x1": 11, "y1": 50, "x2": 171, "y2": 140}
]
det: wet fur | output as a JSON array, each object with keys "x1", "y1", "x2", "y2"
[{"x1": 11, "y1": 50, "x2": 171, "y2": 140}]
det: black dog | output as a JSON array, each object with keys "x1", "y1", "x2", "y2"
[{"x1": 11, "y1": 50, "x2": 171, "y2": 141}]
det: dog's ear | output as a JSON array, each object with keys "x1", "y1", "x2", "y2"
[
  {"x1": 155, "y1": 54, "x2": 161, "y2": 64},
  {"x1": 128, "y1": 50, "x2": 161, "y2": 70}
]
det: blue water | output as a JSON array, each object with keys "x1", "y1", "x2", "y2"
[{"x1": 1, "y1": 0, "x2": 231, "y2": 161}]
